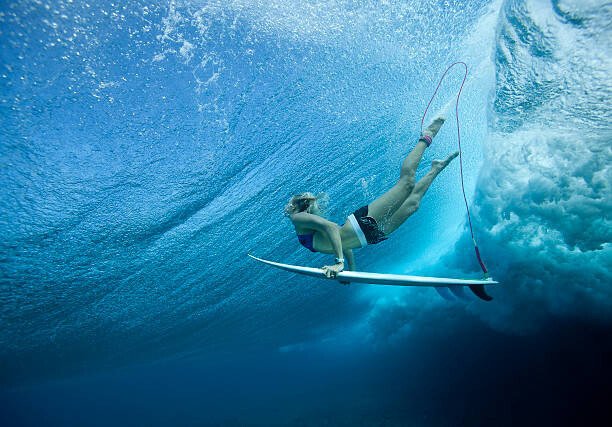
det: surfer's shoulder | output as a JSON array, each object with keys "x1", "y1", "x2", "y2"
[{"x1": 290, "y1": 211, "x2": 336, "y2": 231}]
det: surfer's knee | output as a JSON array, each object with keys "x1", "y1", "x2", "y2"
[
  {"x1": 400, "y1": 164, "x2": 417, "y2": 181},
  {"x1": 398, "y1": 175, "x2": 415, "y2": 193}
]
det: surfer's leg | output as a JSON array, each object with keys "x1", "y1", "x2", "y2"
[
  {"x1": 382, "y1": 151, "x2": 459, "y2": 234},
  {"x1": 400, "y1": 116, "x2": 445, "y2": 179},
  {"x1": 367, "y1": 117, "x2": 446, "y2": 221},
  {"x1": 365, "y1": 176, "x2": 415, "y2": 222}
]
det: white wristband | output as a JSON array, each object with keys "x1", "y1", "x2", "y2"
[{"x1": 335, "y1": 257, "x2": 345, "y2": 264}]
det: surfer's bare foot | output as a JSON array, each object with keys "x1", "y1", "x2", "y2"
[
  {"x1": 432, "y1": 151, "x2": 459, "y2": 171},
  {"x1": 423, "y1": 116, "x2": 446, "y2": 139}
]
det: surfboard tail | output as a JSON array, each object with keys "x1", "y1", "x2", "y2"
[{"x1": 468, "y1": 284, "x2": 493, "y2": 301}]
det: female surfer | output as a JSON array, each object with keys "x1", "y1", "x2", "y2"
[{"x1": 285, "y1": 116, "x2": 458, "y2": 279}]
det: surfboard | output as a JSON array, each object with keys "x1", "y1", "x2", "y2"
[{"x1": 248, "y1": 254, "x2": 498, "y2": 288}]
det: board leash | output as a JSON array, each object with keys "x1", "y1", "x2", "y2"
[{"x1": 421, "y1": 62, "x2": 492, "y2": 300}]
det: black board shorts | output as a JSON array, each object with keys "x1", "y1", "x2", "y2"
[{"x1": 349, "y1": 205, "x2": 388, "y2": 246}]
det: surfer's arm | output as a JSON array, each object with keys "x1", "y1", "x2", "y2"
[
  {"x1": 291, "y1": 213, "x2": 344, "y2": 274},
  {"x1": 344, "y1": 248, "x2": 355, "y2": 271}
]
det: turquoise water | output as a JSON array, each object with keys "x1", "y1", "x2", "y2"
[{"x1": 1, "y1": 0, "x2": 611, "y2": 425}]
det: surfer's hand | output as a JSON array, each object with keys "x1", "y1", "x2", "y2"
[{"x1": 322, "y1": 262, "x2": 344, "y2": 278}]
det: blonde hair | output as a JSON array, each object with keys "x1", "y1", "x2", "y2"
[{"x1": 284, "y1": 192, "x2": 317, "y2": 216}]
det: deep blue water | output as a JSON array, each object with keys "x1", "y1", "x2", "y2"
[{"x1": 1, "y1": 0, "x2": 611, "y2": 426}]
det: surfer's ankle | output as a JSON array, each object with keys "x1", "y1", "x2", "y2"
[
  {"x1": 432, "y1": 151, "x2": 459, "y2": 170},
  {"x1": 420, "y1": 116, "x2": 446, "y2": 147},
  {"x1": 419, "y1": 134, "x2": 432, "y2": 147}
]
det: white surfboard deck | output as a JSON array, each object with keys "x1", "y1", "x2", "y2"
[{"x1": 248, "y1": 254, "x2": 498, "y2": 287}]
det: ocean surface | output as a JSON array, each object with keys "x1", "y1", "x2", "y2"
[{"x1": 1, "y1": 0, "x2": 611, "y2": 425}]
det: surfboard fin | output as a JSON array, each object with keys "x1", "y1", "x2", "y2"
[
  {"x1": 446, "y1": 286, "x2": 467, "y2": 300},
  {"x1": 435, "y1": 287, "x2": 455, "y2": 301},
  {"x1": 468, "y1": 284, "x2": 493, "y2": 301}
]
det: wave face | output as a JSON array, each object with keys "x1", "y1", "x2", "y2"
[
  {"x1": 0, "y1": 0, "x2": 492, "y2": 386},
  {"x1": 0, "y1": 0, "x2": 609, "y2": 406}
]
